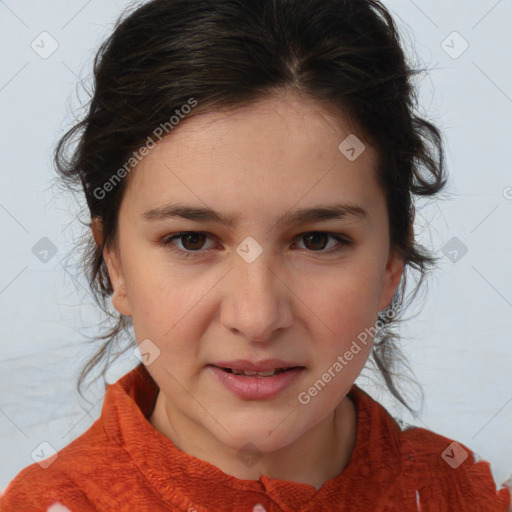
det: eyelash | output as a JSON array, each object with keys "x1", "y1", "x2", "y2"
[{"x1": 159, "y1": 231, "x2": 352, "y2": 258}]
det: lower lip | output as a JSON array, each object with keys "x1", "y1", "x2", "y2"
[{"x1": 208, "y1": 366, "x2": 304, "y2": 400}]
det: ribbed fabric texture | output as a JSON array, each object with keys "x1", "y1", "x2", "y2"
[{"x1": 2, "y1": 363, "x2": 510, "y2": 512}]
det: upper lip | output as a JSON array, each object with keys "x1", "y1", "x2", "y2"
[{"x1": 209, "y1": 359, "x2": 304, "y2": 372}]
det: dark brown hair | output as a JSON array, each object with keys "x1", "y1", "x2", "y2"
[{"x1": 55, "y1": 0, "x2": 446, "y2": 412}]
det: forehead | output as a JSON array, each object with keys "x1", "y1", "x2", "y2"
[{"x1": 121, "y1": 93, "x2": 382, "y2": 221}]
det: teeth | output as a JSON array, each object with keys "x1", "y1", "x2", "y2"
[{"x1": 231, "y1": 369, "x2": 279, "y2": 377}]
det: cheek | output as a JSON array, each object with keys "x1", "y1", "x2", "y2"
[
  {"x1": 126, "y1": 267, "x2": 215, "y2": 351},
  {"x1": 304, "y1": 273, "x2": 382, "y2": 368},
  {"x1": 313, "y1": 271, "x2": 382, "y2": 328}
]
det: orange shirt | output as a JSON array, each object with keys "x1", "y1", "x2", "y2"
[{"x1": 2, "y1": 363, "x2": 510, "y2": 512}]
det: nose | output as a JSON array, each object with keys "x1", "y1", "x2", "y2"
[{"x1": 219, "y1": 248, "x2": 294, "y2": 343}]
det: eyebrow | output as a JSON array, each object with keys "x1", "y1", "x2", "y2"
[{"x1": 141, "y1": 202, "x2": 369, "y2": 227}]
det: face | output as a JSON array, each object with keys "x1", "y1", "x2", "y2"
[{"x1": 102, "y1": 91, "x2": 404, "y2": 453}]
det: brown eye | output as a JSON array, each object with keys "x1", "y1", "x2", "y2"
[
  {"x1": 303, "y1": 232, "x2": 329, "y2": 251},
  {"x1": 179, "y1": 232, "x2": 207, "y2": 251},
  {"x1": 295, "y1": 232, "x2": 352, "y2": 255},
  {"x1": 161, "y1": 232, "x2": 215, "y2": 256}
]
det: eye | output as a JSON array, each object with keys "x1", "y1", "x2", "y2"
[
  {"x1": 160, "y1": 231, "x2": 352, "y2": 258},
  {"x1": 160, "y1": 232, "x2": 215, "y2": 256},
  {"x1": 294, "y1": 232, "x2": 352, "y2": 254}
]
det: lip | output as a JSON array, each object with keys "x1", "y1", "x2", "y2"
[
  {"x1": 208, "y1": 364, "x2": 305, "y2": 400},
  {"x1": 209, "y1": 359, "x2": 303, "y2": 372}
]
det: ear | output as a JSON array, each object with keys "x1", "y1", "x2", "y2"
[
  {"x1": 91, "y1": 216, "x2": 132, "y2": 317},
  {"x1": 91, "y1": 216, "x2": 103, "y2": 247},
  {"x1": 377, "y1": 248, "x2": 405, "y2": 312}
]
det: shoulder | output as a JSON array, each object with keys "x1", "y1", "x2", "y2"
[
  {"x1": 2, "y1": 366, "x2": 161, "y2": 511},
  {"x1": 1, "y1": 462, "x2": 94, "y2": 512},
  {"x1": 1, "y1": 419, "x2": 121, "y2": 512},
  {"x1": 350, "y1": 386, "x2": 510, "y2": 510},
  {"x1": 397, "y1": 426, "x2": 511, "y2": 511}
]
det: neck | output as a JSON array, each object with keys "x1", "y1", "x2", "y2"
[{"x1": 149, "y1": 392, "x2": 357, "y2": 490}]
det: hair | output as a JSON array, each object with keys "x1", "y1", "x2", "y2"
[{"x1": 55, "y1": 0, "x2": 446, "y2": 413}]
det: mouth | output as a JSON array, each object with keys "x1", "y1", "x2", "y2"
[
  {"x1": 212, "y1": 366, "x2": 302, "y2": 377},
  {"x1": 207, "y1": 362, "x2": 306, "y2": 400}
]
